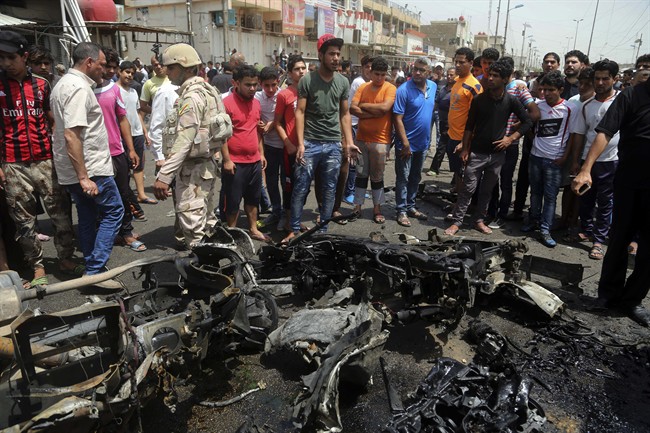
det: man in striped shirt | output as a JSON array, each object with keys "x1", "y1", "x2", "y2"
[{"x1": 0, "y1": 30, "x2": 77, "y2": 286}]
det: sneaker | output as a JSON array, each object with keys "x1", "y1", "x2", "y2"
[
  {"x1": 343, "y1": 194, "x2": 355, "y2": 205},
  {"x1": 539, "y1": 231, "x2": 557, "y2": 248},
  {"x1": 521, "y1": 221, "x2": 539, "y2": 233},
  {"x1": 488, "y1": 218, "x2": 504, "y2": 230},
  {"x1": 426, "y1": 170, "x2": 437, "y2": 176}
]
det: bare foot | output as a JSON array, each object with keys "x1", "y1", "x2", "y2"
[
  {"x1": 475, "y1": 221, "x2": 493, "y2": 235},
  {"x1": 281, "y1": 231, "x2": 297, "y2": 244}
]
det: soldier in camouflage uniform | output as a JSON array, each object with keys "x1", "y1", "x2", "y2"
[
  {"x1": 153, "y1": 44, "x2": 232, "y2": 247},
  {"x1": 0, "y1": 30, "x2": 78, "y2": 286}
]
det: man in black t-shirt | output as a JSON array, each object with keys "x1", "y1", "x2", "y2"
[
  {"x1": 573, "y1": 59, "x2": 650, "y2": 326},
  {"x1": 444, "y1": 59, "x2": 531, "y2": 236}
]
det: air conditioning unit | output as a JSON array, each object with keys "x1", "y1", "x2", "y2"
[{"x1": 353, "y1": 29, "x2": 361, "y2": 44}]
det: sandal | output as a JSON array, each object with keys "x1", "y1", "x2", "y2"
[
  {"x1": 397, "y1": 213, "x2": 411, "y2": 227},
  {"x1": 577, "y1": 232, "x2": 593, "y2": 242},
  {"x1": 589, "y1": 244, "x2": 605, "y2": 260},
  {"x1": 373, "y1": 213, "x2": 386, "y2": 224},
  {"x1": 332, "y1": 211, "x2": 348, "y2": 225},
  {"x1": 475, "y1": 221, "x2": 493, "y2": 235},
  {"x1": 250, "y1": 232, "x2": 272, "y2": 243},
  {"x1": 30, "y1": 275, "x2": 49, "y2": 287},
  {"x1": 444, "y1": 224, "x2": 460, "y2": 236},
  {"x1": 138, "y1": 197, "x2": 158, "y2": 204},
  {"x1": 407, "y1": 209, "x2": 428, "y2": 220},
  {"x1": 126, "y1": 240, "x2": 147, "y2": 252}
]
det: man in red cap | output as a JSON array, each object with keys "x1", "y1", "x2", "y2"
[
  {"x1": 0, "y1": 30, "x2": 79, "y2": 286},
  {"x1": 283, "y1": 34, "x2": 358, "y2": 242}
]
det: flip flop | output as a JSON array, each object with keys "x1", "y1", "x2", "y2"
[
  {"x1": 59, "y1": 264, "x2": 86, "y2": 277},
  {"x1": 30, "y1": 275, "x2": 49, "y2": 287},
  {"x1": 475, "y1": 222, "x2": 493, "y2": 235},
  {"x1": 397, "y1": 213, "x2": 411, "y2": 227},
  {"x1": 589, "y1": 244, "x2": 605, "y2": 260},
  {"x1": 332, "y1": 212, "x2": 348, "y2": 225},
  {"x1": 250, "y1": 232, "x2": 272, "y2": 243},
  {"x1": 138, "y1": 197, "x2": 158, "y2": 204},
  {"x1": 373, "y1": 213, "x2": 386, "y2": 224},
  {"x1": 444, "y1": 225, "x2": 460, "y2": 236},
  {"x1": 126, "y1": 240, "x2": 147, "y2": 252}
]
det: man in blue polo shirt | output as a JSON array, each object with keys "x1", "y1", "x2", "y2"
[{"x1": 393, "y1": 57, "x2": 436, "y2": 227}]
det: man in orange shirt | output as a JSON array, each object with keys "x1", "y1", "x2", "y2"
[
  {"x1": 447, "y1": 48, "x2": 482, "y2": 194},
  {"x1": 349, "y1": 57, "x2": 396, "y2": 223}
]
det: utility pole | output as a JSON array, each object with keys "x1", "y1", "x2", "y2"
[
  {"x1": 493, "y1": 0, "x2": 502, "y2": 49},
  {"x1": 635, "y1": 34, "x2": 643, "y2": 61},
  {"x1": 573, "y1": 18, "x2": 583, "y2": 50},
  {"x1": 587, "y1": 0, "x2": 599, "y2": 57},
  {"x1": 186, "y1": 0, "x2": 194, "y2": 46},
  {"x1": 519, "y1": 23, "x2": 531, "y2": 69}
]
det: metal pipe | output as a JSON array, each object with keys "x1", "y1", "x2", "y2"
[
  {"x1": 493, "y1": 0, "x2": 501, "y2": 49},
  {"x1": 20, "y1": 254, "x2": 179, "y2": 301}
]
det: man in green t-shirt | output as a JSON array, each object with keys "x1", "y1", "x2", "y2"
[
  {"x1": 139, "y1": 55, "x2": 170, "y2": 115},
  {"x1": 283, "y1": 34, "x2": 358, "y2": 243}
]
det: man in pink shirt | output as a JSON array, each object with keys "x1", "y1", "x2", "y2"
[
  {"x1": 221, "y1": 65, "x2": 268, "y2": 241},
  {"x1": 94, "y1": 48, "x2": 145, "y2": 251}
]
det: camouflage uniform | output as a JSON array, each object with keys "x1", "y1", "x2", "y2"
[
  {"x1": 157, "y1": 76, "x2": 230, "y2": 247},
  {"x1": 1, "y1": 160, "x2": 75, "y2": 269}
]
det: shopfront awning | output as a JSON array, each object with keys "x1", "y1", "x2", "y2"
[{"x1": 0, "y1": 13, "x2": 36, "y2": 28}]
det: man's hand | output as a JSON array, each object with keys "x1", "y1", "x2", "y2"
[
  {"x1": 155, "y1": 159, "x2": 165, "y2": 168},
  {"x1": 260, "y1": 156, "x2": 267, "y2": 171},
  {"x1": 296, "y1": 144, "x2": 306, "y2": 165},
  {"x1": 453, "y1": 143, "x2": 463, "y2": 154},
  {"x1": 79, "y1": 177, "x2": 99, "y2": 197},
  {"x1": 128, "y1": 150, "x2": 140, "y2": 169},
  {"x1": 153, "y1": 179, "x2": 170, "y2": 201},
  {"x1": 0, "y1": 168, "x2": 5, "y2": 189},
  {"x1": 459, "y1": 149, "x2": 469, "y2": 164},
  {"x1": 493, "y1": 136, "x2": 513, "y2": 152},
  {"x1": 144, "y1": 132, "x2": 151, "y2": 148},
  {"x1": 223, "y1": 159, "x2": 236, "y2": 175},
  {"x1": 346, "y1": 143, "x2": 360, "y2": 163},
  {"x1": 572, "y1": 170, "x2": 592, "y2": 195},
  {"x1": 399, "y1": 144, "x2": 412, "y2": 160}
]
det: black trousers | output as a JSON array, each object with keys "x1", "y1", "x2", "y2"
[
  {"x1": 112, "y1": 152, "x2": 136, "y2": 236},
  {"x1": 598, "y1": 182, "x2": 650, "y2": 308},
  {"x1": 513, "y1": 135, "x2": 533, "y2": 215}
]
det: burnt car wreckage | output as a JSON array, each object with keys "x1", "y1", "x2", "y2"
[{"x1": 0, "y1": 220, "x2": 586, "y2": 432}]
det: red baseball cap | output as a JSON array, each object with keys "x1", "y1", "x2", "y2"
[{"x1": 317, "y1": 34, "x2": 344, "y2": 53}]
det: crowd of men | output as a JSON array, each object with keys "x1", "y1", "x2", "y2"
[{"x1": 0, "y1": 28, "x2": 649, "y2": 326}]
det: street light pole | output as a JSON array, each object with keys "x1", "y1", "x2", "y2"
[
  {"x1": 587, "y1": 0, "x2": 599, "y2": 56},
  {"x1": 519, "y1": 23, "x2": 531, "y2": 70},
  {"x1": 572, "y1": 18, "x2": 583, "y2": 50},
  {"x1": 503, "y1": 1, "x2": 524, "y2": 56}
]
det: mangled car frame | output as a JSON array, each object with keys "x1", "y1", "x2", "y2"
[{"x1": 0, "y1": 222, "x2": 583, "y2": 432}]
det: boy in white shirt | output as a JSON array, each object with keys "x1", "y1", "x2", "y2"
[
  {"x1": 523, "y1": 70, "x2": 573, "y2": 248},
  {"x1": 117, "y1": 61, "x2": 156, "y2": 205}
]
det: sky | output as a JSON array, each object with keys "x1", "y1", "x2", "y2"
[{"x1": 399, "y1": 0, "x2": 650, "y2": 66}]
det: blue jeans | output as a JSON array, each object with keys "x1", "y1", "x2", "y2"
[
  {"x1": 264, "y1": 145, "x2": 285, "y2": 219},
  {"x1": 291, "y1": 140, "x2": 342, "y2": 232},
  {"x1": 528, "y1": 154, "x2": 562, "y2": 233},
  {"x1": 395, "y1": 149, "x2": 426, "y2": 215},
  {"x1": 67, "y1": 176, "x2": 124, "y2": 275}
]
